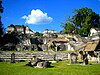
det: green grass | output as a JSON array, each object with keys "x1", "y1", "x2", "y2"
[{"x1": 0, "y1": 61, "x2": 100, "y2": 75}]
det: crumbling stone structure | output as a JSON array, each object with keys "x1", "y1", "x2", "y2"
[
  {"x1": 27, "y1": 56, "x2": 51, "y2": 68},
  {"x1": 2, "y1": 25, "x2": 86, "y2": 52}
]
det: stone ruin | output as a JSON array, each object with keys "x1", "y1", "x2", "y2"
[
  {"x1": 83, "y1": 52, "x2": 88, "y2": 65},
  {"x1": 2, "y1": 25, "x2": 86, "y2": 52},
  {"x1": 11, "y1": 52, "x2": 15, "y2": 63},
  {"x1": 69, "y1": 52, "x2": 89, "y2": 65},
  {"x1": 26, "y1": 56, "x2": 51, "y2": 68},
  {"x1": 70, "y1": 52, "x2": 78, "y2": 64}
]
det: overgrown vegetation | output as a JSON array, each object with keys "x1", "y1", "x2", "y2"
[
  {"x1": 0, "y1": 61, "x2": 100, "y2": 75},
  {"x1": 34, "y1": 32, "x2": 43, "y2": 37},
  {"x1": 0, "y1": 0, "x2": 4, "y2": 46},
  {"x1": 62, "y1": 7, "x2": 100, "y2": 36}
]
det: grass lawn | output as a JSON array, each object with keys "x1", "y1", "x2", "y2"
[{"x1": 0, "y1": 61, "x2": 100, "y2": 75}]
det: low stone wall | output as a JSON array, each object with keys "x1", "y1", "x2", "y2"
[{"x1": 0, "y1": 52, "x2": 68, "y2": 62}]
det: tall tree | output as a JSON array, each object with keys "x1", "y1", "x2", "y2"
[
  {"x1": 63, "y1": 16, "x2": 75, "y2": 34},
  {"x1": 0, "y1": 0, "x2": 4, "y2": 46},
  {"x1": 63, "y1": 7, "x2": 100, "y2": 36}
]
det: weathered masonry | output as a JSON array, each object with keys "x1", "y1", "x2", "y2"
[{"x1": 0, "y1": 52, "x2": 68, "y2": 62}]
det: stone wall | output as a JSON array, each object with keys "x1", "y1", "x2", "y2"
[{"x1": 0, "y1": 52, "x2": 68, "y2": 62}]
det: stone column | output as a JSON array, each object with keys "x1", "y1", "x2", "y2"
[
  {"x1": 11, "y1": 53, "x2": 15, "y2": 63},
  {"x1": 97, "y1": 53, "x2": 100, "y2": 63}
]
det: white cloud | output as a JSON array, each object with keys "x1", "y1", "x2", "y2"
[{"x1": 22, "y1": 9, "x2": 53, "y2": 24}]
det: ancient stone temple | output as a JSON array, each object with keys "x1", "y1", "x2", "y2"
[
  {"x1": 42, "y1": 30, "x2": 86, "y2": 52},
  {"x1": 2, "y1": 25, "x2": 35, "y2": 51},
  {"x1": 90, "y1": 28, "x2": 100, "y2": 40},
  {"x1": 84, "y1": 40, "x2": 100, "y2": 63},
  {"x1": 6, "y1": 24, "x2": 35, "y2": 36}
]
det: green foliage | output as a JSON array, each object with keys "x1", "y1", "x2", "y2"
[
  {"x1": 62, "y1": 7, "x2": 100, "y2": 36},
  {"x1": 3, "y1": 31, "x2": 20, "y2": 45},
  {"x1": 35, "y1": 32, "x2": 43, "y2": 37},
  {"x1": 62, "y1": 16, "x2": 75, "y2": 34},
  {"x1": 0, "y1": 1, "x2": 3, "y2": 13},
  {"x1": 0, "y1": 1, "x2": 4, "y2": 37},
  {"x1": 0, "y1": 61, "x2": 100, "y2": 75},
  {"x1": 64, "y1": 23, "x2": 75, "y2": 34},
  {"x1": 0, "y1": 18, "x2": 4, "y2": 38},
  {"x1": 0, "y1": 0, "x2": 4, "y2": 46}
]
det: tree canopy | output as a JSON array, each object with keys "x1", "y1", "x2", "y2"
[
  {"x1": 0, "y1": 0, "x2": 4, "y2": 46},
  {"x1": 62, "y1": 7, "x2": 100, "y2": 36},
  {"x1": 34, "y1": 32, "x2": 43, "y2": 37}
]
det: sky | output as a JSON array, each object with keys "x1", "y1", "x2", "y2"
[{"x1": 1, "y1": 0, "x2": 100, "y2": 32}]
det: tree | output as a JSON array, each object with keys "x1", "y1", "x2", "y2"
[
  {"x1": 63, "y1": 7, "x2": 100, "y2": 36},
  {"x1": 0, "y1": 0, "x2": 3, "y2": 13},
  {"x1": 0, "y1": 0, "x2": 4, "y2": 46},
  {"x1": 34, "y1": 32, "x2": 43, "y2": 37},
  {"x1": 63, "y1": 16, "x2": 75, "y2": 34},
  {"x1": 3, "y1": 31, "x2": 19, "y2": 45}
]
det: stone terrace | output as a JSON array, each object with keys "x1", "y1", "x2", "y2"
[{"x1": 0, "y1": 52, "x2": 68, "y2": 62}]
